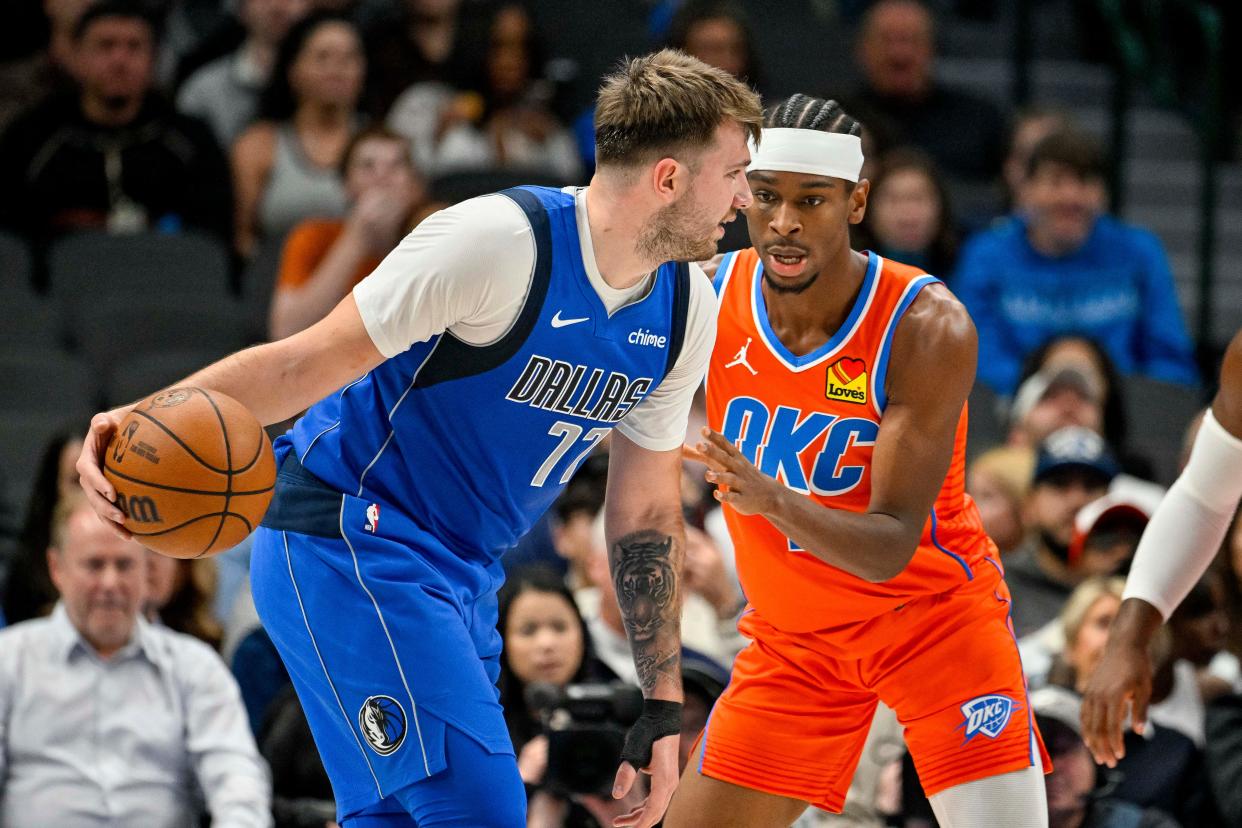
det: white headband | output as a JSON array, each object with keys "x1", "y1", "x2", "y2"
[{"x1": 747, "y1": 128, "x2": 865, "y2": 182}]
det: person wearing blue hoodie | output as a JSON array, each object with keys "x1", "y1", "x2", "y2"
[{"x1": 952, "y1": 128, "x2": 1199, "y2": 396}]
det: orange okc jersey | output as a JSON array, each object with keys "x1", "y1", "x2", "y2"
[{"x1": 706, "y1": 248, "x2": 995, "y2": 634}]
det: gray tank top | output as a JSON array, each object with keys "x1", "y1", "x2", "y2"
[{"x1": 257, "y1": 125, "x2": 348, "y2": 240}]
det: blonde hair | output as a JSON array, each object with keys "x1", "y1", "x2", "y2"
[
  {"x1": 970, "y1": 446, "x2": 1036, "y2": 503},
  {"x1": 1057, "y1": 576, "x2": 1171, "y2": 682},
  {"x1": 593, "y1": 48, "x2": 762, "y2": 169},
  {"x1": 1060, "y1": 576, "x2": 1126, "y2": 646}
]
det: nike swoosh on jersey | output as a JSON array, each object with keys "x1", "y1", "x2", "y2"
[{"x1": 551, "y1": 311, "x2": 590, "y2": 328}]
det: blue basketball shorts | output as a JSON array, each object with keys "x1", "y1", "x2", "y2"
[{"x1": 250, "y1": 456, "x2": 523, "y2": 824}]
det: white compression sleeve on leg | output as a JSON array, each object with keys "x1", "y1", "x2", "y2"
[
  {"x1": 928, "y1": 764, "x2": 1048, "y2": 828},
  {"x1": 1123, "y1": 409, "x2": 1242, "y2": 620}
]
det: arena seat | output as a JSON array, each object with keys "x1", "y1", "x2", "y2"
[
  {"x1": 75, "y1": 294, "x2": 248, "y2": 376},
  {"x1": 0, "y1": 347, "x2": 97, "y2": 417},
  {"x1": 1121, "y1": 375, "x2": 1205, "y2": 486},
  {"x1": 0, "y1": 230, "x2": 33, "y2": 292},
  {"x1": 103, "y1": 347, "x2": 237, "y2": 409}
]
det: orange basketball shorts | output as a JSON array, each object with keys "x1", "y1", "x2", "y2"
[{"x1": 697, "y1": 557, "x2": 1050, "y2": 812}]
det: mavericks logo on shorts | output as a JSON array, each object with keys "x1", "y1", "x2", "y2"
[
  {"x1": 359, "y1": 695, "x2": 406, "y2": 756},
  {"x1": 957, "y1": 694, "x2": 1015, "y2": 743}
]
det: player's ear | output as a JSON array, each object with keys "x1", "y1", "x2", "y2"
[
  {"x1": 650, "y1": 157, "x2": 683, "y2": 203},
  {"x1": 847, "y1": 179, "x2": 869, "y2": 225}
]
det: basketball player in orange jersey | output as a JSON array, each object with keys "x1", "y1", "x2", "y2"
[{"x1": 665, "y1": 95, "x2": 1050, "y2": 828}]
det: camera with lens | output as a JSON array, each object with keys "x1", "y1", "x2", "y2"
[{"x1": 525, "y1": 682, "x2": 643, "y2": 795}]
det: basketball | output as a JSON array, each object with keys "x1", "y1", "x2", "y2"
[{"x1": 102, "y1": 387, "x2": 276, "y2": 559}]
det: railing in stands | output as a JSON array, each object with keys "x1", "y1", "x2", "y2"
[{"x1": 1093, "y1": 0, "x2": 1225, "y2": 357}]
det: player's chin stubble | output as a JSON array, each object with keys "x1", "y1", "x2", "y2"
[
  {"x1": 637, "y1": 201, "x2": 719, "y2": 264},
  {"x1": 763, "y1": 270, "x2": 821, "y2": 295}
]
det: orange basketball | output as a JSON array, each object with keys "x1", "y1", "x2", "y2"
[{"x1": 102, "y1": 387, "x2": 276, "y2": 559}]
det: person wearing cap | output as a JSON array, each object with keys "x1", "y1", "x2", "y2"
[
  {"x1": 1018, "y1": 481, "x2": 1161, "y2": 687},
  {"x1": 1004, "y1": 426, "x2": 1120, "y2": 639},
  {"x1": 1008, "y1": 365, "x2": 1105, "y2": 449},
  {"x1": 673, "y1": 94, "x2": 1049, "y2": 828},
  {"x1": 1083, "y1": 331, "x2": 1242, "y2": 769}
]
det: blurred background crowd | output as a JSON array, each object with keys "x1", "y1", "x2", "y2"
[{"x1": 1, "y1": 0, "x2": 1241, "y2": 826}]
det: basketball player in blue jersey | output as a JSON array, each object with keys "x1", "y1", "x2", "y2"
[{"x1": 77, "y1": 50, "x2": 762, "y2": 828}]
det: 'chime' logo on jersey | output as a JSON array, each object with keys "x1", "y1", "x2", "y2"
[
  {"x1": 826, "y1": 357, "x2": 868, "y2": 405},
  {"x1": 720, "y1": 397, "x2": 879, "y2": 496},
  {"x1": 506, "y1": 355, "x2": 653, "y2": 422}
]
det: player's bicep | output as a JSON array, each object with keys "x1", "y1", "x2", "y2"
[{"x1": 868, "y1": 288, "x2": 976, "y2": 524}]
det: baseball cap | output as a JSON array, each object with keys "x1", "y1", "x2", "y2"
[
  {"x1": 1033, "y1": 426, "x2": 1120, "y2": 486},
  {"x1": 1067, "y1": 478, "x2": 1164, "y2": 564},
  {"x1": 1011, "y1": 366, "x2": 1103, "y2": 425}
]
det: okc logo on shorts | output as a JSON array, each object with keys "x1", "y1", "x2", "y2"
[
  {"x1": 956, "y1": 694, "x2": 1015, "y2": 743},
  {"x1": 358, "y1": 695, "x2": 406, "y2": 756}
]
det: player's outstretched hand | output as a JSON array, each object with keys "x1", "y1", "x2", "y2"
[
  {"x1": 683, "y1": 427, "x2": 779, "y2": 516},
  {"x1": 610, "y1": 734, "x2": 679, "y2": 828},
  {"x1": 1080, "y1": 636, "x2": 1152, "y2": 768},
  {"x1": 76, "y1": 411, "x2": 132, "y2": 539}
]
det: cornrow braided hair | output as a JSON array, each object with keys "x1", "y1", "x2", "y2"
[{"x1": 764, "y1": 94, "x2": 862, "y2": 136}]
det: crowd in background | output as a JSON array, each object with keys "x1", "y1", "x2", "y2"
[{"x1": 0, "y1": 0, "x2": 1240, "y2": 826}]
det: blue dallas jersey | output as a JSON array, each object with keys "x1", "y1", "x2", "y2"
[{"x1": 285, "y1": 187, "x2": 690, "y2": 562}]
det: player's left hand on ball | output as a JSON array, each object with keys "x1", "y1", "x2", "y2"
[
  {"x1": 684, "y1": 427, "x2": 778, "y2": 516},
  {"x1": 610, "y1": 734, "x2": 679, "y2": 828}
]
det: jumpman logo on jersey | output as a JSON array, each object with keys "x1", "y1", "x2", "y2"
[{"x1": 726, "y1": 338, "x2": 758, "y2": 375}]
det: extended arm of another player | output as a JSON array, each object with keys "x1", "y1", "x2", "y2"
[
  {"x1": 1082, "y1": 331, "x2": 1242, "y2": 765},
  {"x1": 697, "y1": 286, "x2": 977, "y2": 583}
]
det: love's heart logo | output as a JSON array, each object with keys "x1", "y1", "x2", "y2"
[{"x1": 832, "y1": 357, "x2": 866, "y2": 385}]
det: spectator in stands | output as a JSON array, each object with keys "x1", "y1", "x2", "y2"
[
  {"x1": 1005, "y1": 426, "x2": 1118, "y2": 638},
  {"x1": 177, "y1": 0, "x2": 311, "y2": 149},
  {"x1": 231, "y1": 11, "x2": 364, "y2": 257},
  {"x1": 497, "y1": 567, "x2": 611, "y2": 825},
  {"x1": 260, "y1": 685, "x2": 335, "y2": 828},
  {"x1": 845, "y1": 0, "x2": 1007, "y2": 201},
  {"x1": 145, "y1": 553, "x2": 224, "y2": 650},
  {"x1": 1003, "y1": 106, "x2": 1074, "y2": 212},
  {"x1": 0, "y1": 0, "x2": 232, "y2": 244},
  {"x1": 545, "y1": 453, "x2": 608, "y2": 589},
  {"x1": 668, "y1": 1, "x2": 759, "y2": 88},
  {"x1": 0, "y1": 0, "x2": 86, "y2": 132},
  {"x1": 0, "y1": 498, "x2": 270, "y2": 826},
  {"x1": 1007, "y1": 364, "x2": 1105, "y2": 450},
  {"x1": 1016, "y1": 335, "x2": 1130, "y2": 460},
  {"x1": 856, "y1": 147, "x2": 958, "y2": 276},
  {"x1": 364, "y1": 0, "x2": 487, "y2": 119},
  {"x1": 388, "y1": 4, "x2": 580, "y2": 181},
  {"x1": 967, "y1": 445, "x2": 1034, "y2": 556},
  {"x1": 268, "y1": 125, "x2": 438, "y2": 339},
  {"x1": 1168, "y1": 574, "x2": 1234, "y2": 706},
  {"x1": 952, "y1": 128, "x2": 1200, "y2": 396},
  {"x1": 1033, "y1": 577, "x2": 1211, "y2": 825},
  {"x1": 1020, "y1": 482, "x2": 1160, "y2": 688},
  {"x1": 1, "y1": 424, "x2": 84, "y2": 625},
  {"x1": 1205, "y1": 690, "x2": 1242, "y2": 827},
  {"x1": 1034, "y1": 713, "x2": 1179, "y2": 828}
]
